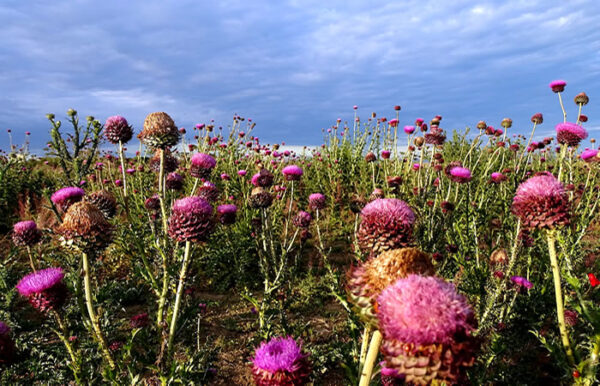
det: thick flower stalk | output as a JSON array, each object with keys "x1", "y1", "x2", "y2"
[
  {"x1": 251, "y1": 336, "x2": 311, "y2": 385},
  {"x1": 105, "y1": 115, "x2": 133, "y2": 197},
  {"x1": 512, "y1": 173, "x2": 575, "y2": 365},
  {"x1": 12, "y1": 220, "x2": 42, "y2": 270},
  {"x1": 166, "y1": 197, "x2": 214, "y2": 360}
]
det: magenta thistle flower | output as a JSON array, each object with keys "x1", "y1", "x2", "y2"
[
  {"x1": 510, "y1": 275, "x2": 533, "y2": 290},
  {"x1": 512, "y1": 173, "x2": 570, "y2": 229},
  {"x1": 168, "y1": 197, "x2": 214, "y2": 242},
  {"x1": 556, "y1": 122, "x2": 588, "y2": 146},
  {"x1": 549, "y1": 79, "x2": 567, "y2": 93},
  {"x1": 357, "y1": 198, "x2": 415, "y2": 256},
  {"x1": 130, "y1": 312, "x2": 149, "y2": 328},
  {"x1": 449, "y1": 167, "x2": 472, "y2": 183},
  {"x1": 144, "y1": 194, "x2": 160, "y2": 211},
  {"x1": 308, "y1": 193, "x2": 326, "y2": 210},
  {"x1": 196, "y1": 181, "x2": 219, "y2": 202},
  {"x1": 51, "y1": 187, "x2": 85, "y2": 211},
  {"x1": 381, "y1": 150, "x2": 391, "y2": 159},
  {"x1": 166, "y1": 172, "x2": 184, "y2": 191},
  {"x1": 490, "y1": 172, "x2": 507, "y2": 183},
  {"x1": 0, "y1": 322, "x2": 9, "y2": 336},
  {"x1": 581, "y1": 148, "x2": 599, "y2": 162},
  {"x1": 190, "y1": 153, "x2": 217, "y2": 179},
  {"x1": 217, "y1": 204, "x2": 237, "y2": 225},
  {"x1": 377, "y1": 275, "x2": 478, "y2": 384},
  {"x1": 237, "y1": 169, "x2": 247, "y2": 177},
  {"x1": 251, "y1": 169, "x2": 274, "y2": 187},
  {"x1": 251, "y1": 336, "x2": 311, "y2": 386},
  {"x1": 292, "y1": 210, "x2": 312, "y2": 228},
  {"x1": 282, "y1": 165, "x2": 303, "y2": 181},
  {"x1": 404, "y1": 125, "x2": 415, "y2": 134},
  {"x1": 16, "y1": 267, "x2": 68, "y2": 313},
  {"x1": 12, "y1": 220, "x2": 42, "y2": 246},
  {"x1": 104, "y1": 115, "x2": 133, "y2": 144}
]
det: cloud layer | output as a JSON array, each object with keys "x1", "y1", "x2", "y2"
[{"x1": 1, "y1": 0, "x2": 599, "y2": 151}]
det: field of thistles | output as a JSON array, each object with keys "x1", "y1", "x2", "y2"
[{"x1": 0, "y1": 82, "x2": 599, "y2": 385}]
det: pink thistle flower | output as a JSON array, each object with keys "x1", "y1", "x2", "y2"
[
  {"x1": 168, "y1": 197, "x2": 214, "y2": 242},
  {"x1": 449, "y1": 167, "x2": 472, "y2": 183},
  {"x1": 252, "y1": 169, "x2": 274, "y2": 187},
  {"x1": 282, "y1": 165, "x2": 303, "y2": 181},
  {"x1": 381, "y1": 150, "x2": 391, "y2": 159},
  {"x1": 16, "y1": 267, "x2": 68, "y2": 313},
  {"x1": 292, "y1": 210, "x2": 312, "y2": 228},
  {"x1": 237, "y1": 169, "x2": 247, "y2": 177},
  {"x1": 190, "y1": 153, "x2": 217, "y2": 179},
  {"x1": 51, "y1": 187, "x2": 85, "y2": 211},
  {"x1": 104, "y1": 115, "x2": 133, "y2": 144},
  {"x1": 130, "y1": 312, "x2": 149, "y2": 328},
  {"x1": 196, "y1": 181, "x2": 219, "y2": 202},
  {"x1": 308, "y1": 193, "x2": 326, "y2": 210},
  {"x1": 490, "y1": 172, "x2": 507, "y2": 183},
  {"x1": 358, "y1": 199, "x2": 415, "y2": 256},
  {"x1": 389, "y1": 119, "x2": 399, "y2": 127},
  {"x1": 404, "y1": 125, "x2": 415, "y2": 134},
  {"x1": 251, "y1": 336, "x2": 311, "y2": 385},
  {"x1": 510, "y1": 275, "x2": 533, "y2": 290},
  {"x1": 217, "y1": 204, "x2": 237, "y2": 225},
  {"x1": 512, "y1": 173, "x2": 570, "y2": 229},
  {"x1": 549, "y1": 79, "x2": 567, "y2": 93},
  {"x1": 581, "y1": 148, "x2": 599, "y2": 162},
  {"x1": 556, "y1": 122, "x2": 588, "y2": 146},
  {"x1": 12, "y1": 220, "x2": 42, "y2": 246},
  {"x1": 166, "y1": 172, "x2": 184, "y2": 191}
]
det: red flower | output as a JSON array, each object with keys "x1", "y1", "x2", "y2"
[{"x1": 588, "y1": 273, "x2": 600, "y2": 287}]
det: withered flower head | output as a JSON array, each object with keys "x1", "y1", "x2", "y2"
[
  {"x1": 58, "y1": 201, "x2": 114, "y2": 253},
  {"x1": 138, "y1": 112, "x2": 180, "y2": 149}
]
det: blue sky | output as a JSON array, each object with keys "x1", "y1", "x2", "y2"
[{"x1": 1, "y1": 0, "x2": 599, "y2": 152}]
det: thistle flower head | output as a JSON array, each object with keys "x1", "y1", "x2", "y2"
[
  {"x1": 404, "y1": 125, "x2": 415, "y2": 134},
  {"x1": 448, "y1": 167, "x2": 472, "y2": 183},
  {"x1": 168, "y1": 196, "x2": 214, "y2": 242},
  {"x1": 144, "y1": 194, "x2": 160, "y2": 211},
  {"x1": 190, "y1": 153, "x2": 217, "y2": 179},
  {"x1": 58, "y1": 201, "x2": 114, "y2": 252},
  {"x1": 510, "y1": 275, "x2": 533, "y2": 290},
  {"x1": 196, "y1": 181, "x2": 219, "y2": 202},
  {"x1": 51, "y1": 187, "x2": 85, "y2": 211},
  {"x1": 84, "y1": 189, "x2": 117, "y2": 218},
  {"x1": 149, "y1": 148, "x2": 179, "y2": 173},
  {"x1": 490, "y1": 172, "x2": 507, "y2": 183},
  {"x1": 292, "y1": 210, "x2": 312, "y2": 228},
  {"x1": 251, "y1": 336, "x2": 311, "y2": 385},
  {"x1": 581, "y1": 148, "x2": 599, "y2": 162},
  {"x1": 104, "y1": 115, "x2": 133, "y2": 144},
  {"x1": 249, "y1": 187, "x2": 273, "y2": 209},
  {"x1": 556, "y1": 122, "x2": 588, "y2": 146},
  {"x1": 16, "y1": 267, "x2": 68, "y2": 313},
  {"x1": 308, "y1": 193, "x2": 326, "y2": 210},
  {"x1": 531, "y1": 113, "x2": 544, "y2": 124},
  {"x1": 512, "y1": 173, "x2": 570, "y2": 229},
  {"x1": 252, "y1": 169, "x2": 274, "y2": 187},
  {"x1": 358, "y1": 199, "x2": 416, "y2": 256},
  {"x1": 282, "y1": 165, "x2": 303, "y2": 181},
  {"x1": 138, "y1": 112, "x2": 180, "y2": 149},
  {"x1": 424, "y1": 126, "x2": 446, "y2": 145},
  {"x1": 377, "y1": 275, "x2": 476, "y2": 346},
  {"x1": 166, "y1": 172, "x2": 184, "y2": 191},
  {"x1": 549, "y1": 80, "x2": 567, "y2": 93},
  {"x1": 12, "y1": 220, "x2": 42, "y2": 246},
  {"x1": 217, "y1": 204, "x2": 237, "y2": 225}
]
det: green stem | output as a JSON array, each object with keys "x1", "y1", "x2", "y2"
[
  {"x1": 82, "y1": 252, "x2": 116, "y2": 369},
  {"x1": 359, "y1": 330, "x2": 382, "y2": 386},
  {"x1": 546, "y1": 232, "x2": 575, "y2": 366},
  {"x1": 558, "y1": 92, "x2": 567, "y2": 123},
  {"x1": 166, "y1": 241, "x2": 193, "y2": 360},
  {"x1": 357, "y1": 325, "x2": 372, "y2": 379},
  {"x1": 118, "y1": 140, "x2": 128, "y2": 198},
  {"x1": 26, "y1": 246, "x2": 37, "y2": 272},
  {"x1": 53, "y1": 310, "x2": 81, "y2": 383}
]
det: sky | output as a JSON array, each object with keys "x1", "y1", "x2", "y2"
[{"x1": 1, "y1": 0, "x2": 599, "y2": 153}]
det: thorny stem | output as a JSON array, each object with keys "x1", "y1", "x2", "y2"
[
  {"x1": 52, "y1": 310, "x2": 81, "y2": 382},
  {"x1": 26, "y1": 246, "x2": 37, "y2": 272},
  {"x1": 82, "y1": 252, "x2": 116, "y2": 369}
]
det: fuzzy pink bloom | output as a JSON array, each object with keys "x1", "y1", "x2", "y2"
[
  {"x1": 404, "y1": 125, "x2": 415, "y2": 134},
  {"x1": 13, "y1": 220, "x2": 42, "y2": 246},
  {"x1": 490, "y1": 172, "x2": 507, "y2": 183},
  {"x1": 309, "y1": 193, "x2": 326, "y2": 210},
  {"x1": 549, "y1": 79, "x2": 566, "y2": 93},
  {"x1": 237, "y1": 169, "x2": 247, "y2": 176},
  {"x1": 556, "y1": 122, "x2": 588, "y2": 146},
  {"x1": 389, "y1": 119, "x2": 399, "y2": 127},
  {"x1": 377, "y1": 275, "x2": 475, "y2": 346},
  {"x1": 51, "y1": 187, "x2": 85, "y2": 211},
  {"x1": 510, "y1": 276, "x2": 533, "y2": 290},
  {"x1": 449, "y1": 167, "x2": 472, "y2": 183},
  {"x1": 282, "y1": 165, "x2": 303, "y2": 181},
  {"x1": 16, "y1": 267, "x2": 68, "y2": 313},
  {"x1": 381, "y1": 150, "x2": 391, "y2": 159},
  {"x1": 168, "y1": 197, "x2": 214, "y2": 242},
  {"x1": 217, "y1": 204, "x2": 237, "y2": 225},
  {"x1": 358, "y1": 199, "x2": 415, "y2": 255},
  {"x1": 512, "y1": 173, "x2": 570, "y2": 229},
  {"x1": 190, "y1": 153, "x2": 216, "y2": 178},
  {"x1": 251, "y1": 336, "x2": 311, "y2": 385},
  {"x1": 104, "y1": 115, "x2": 133, "y2": 144},
  {"x1": 581, "y1": 148, "x2": 599, "y2": 162}
]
